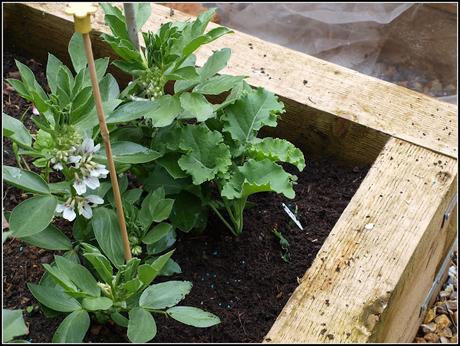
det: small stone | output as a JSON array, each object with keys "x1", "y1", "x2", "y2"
[
  {"x1": 435, "y1": 314, "x2": 451, "y2": 330},
  {"x1": 415, "y1": 337, "x2": 427, "y2": 343},
  {"x1": 424, "y1": 308, "x2": 436, "y2": 324},
  {"x1": 421, "y1": 322, "x2": 437, "y2": 333},
  {"x1": 439, "y1": 336, "x2": 449, "y2": 343},
  {"x1": 424, "y1": 333, "x2": 439, "y2": 343},
  {"x1": 446, "y1": 300, "x2": 457, "y2": 311},
  {"x1": 437, "y1": 327, "x2": 453, "y2": 338}
]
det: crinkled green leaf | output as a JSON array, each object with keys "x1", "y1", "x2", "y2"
[
  {"x1": 247, "y1": 137, "x2": 305, "y2": 171},
  {"x1": 222, "y1": 87, "x2": 284, "y2": 143},
  {"x1": 178, "y1": 124, "x2": 231, "y2": 185},
  {"x1": 222, "y1": 159, "x2": 296, "y2": 199},
  {"x1": 157, "y1": 153, "x2": 188, "y2": 179}
]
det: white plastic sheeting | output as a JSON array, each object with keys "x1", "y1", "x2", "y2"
[{"x1": 206, "y1": 3, "x2": 457, "y2": 104}]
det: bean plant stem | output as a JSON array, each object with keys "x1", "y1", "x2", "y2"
[
  {"x1": 82, "y1": 33, "x2": 132, "y2": 262},
  {"x1": 209, "y1": 203, "x2": 239, "y2": 236}
]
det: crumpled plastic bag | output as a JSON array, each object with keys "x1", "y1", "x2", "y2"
[{"x1": 206, "y1": 3, "x2": 457, "y2": 104}]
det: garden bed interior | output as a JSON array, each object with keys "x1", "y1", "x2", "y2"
[
  {"x1": 3, "y1": 3, "x2": 457, "y2": 344},
  {"x1": 3, "y1": 46, "x2": 372, "y2": 343}
]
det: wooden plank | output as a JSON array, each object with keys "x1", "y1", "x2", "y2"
[
  {"x1": 264, "y1": 137, "x2": 457, "y2": 343},
  {"x1": 425, "y1": 3, "x2": 458, "y2": 15},
  {"x1": 4, "y1": 3, "x2": 456, "y2": 160}
]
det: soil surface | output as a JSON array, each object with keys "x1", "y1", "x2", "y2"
[{"x1": 2, "y1": 51, "x2": 370, "y2": 343}]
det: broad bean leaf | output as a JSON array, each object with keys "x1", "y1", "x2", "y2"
[
  {"x1": 27, "y1": 283, "x2": 81, "y2": 312},
  {"x1": 52, "y1": 310, "x2": 90, "y2": 343},
  {"x1": 9, "y1": 195, "x2": 57, "y2": 237},
  {"x1": 156, "y1": 153, "x2": 188, "y2": 179},
  {"x1": 167, "y1": 306, "x2": 220, "y2": 327},
  {"x1": 139, "y1": 281, "x2": 192, "y2": 310},
  {"x1": 91, "y1": 207, "x2": 125, "y2": 268},
  {"x1": 127, "y1": 307, "x2": 157, "y2": 343},
  {"x1": 137, "y1": 250, "x2": 174, "y2": 285},
  {"x1": 108, "y1": 141, "x2": 162, "y2": 164},
  {"x1": 68, "y1": 33, "x2": 87, "y2": 72},
  {"x1": 2, "y1": 113, "x2": 32, "y2": 147},
  {"x1": 3, "y1": 165, "x2": 49, "y2": 195},
  {"x1": 20, "y1": 224, "x2": 72, "y2": 251},
  {"x1": 55, "y1": 255, "x2": 100, "y2": 297},
  {"x1": 3, "y1": 309, "x2": 28, "y2": 343},
  {"x1": 46, "y1": 54, "x2": 64, "y2": 94},
  {"x1": 81, "y1": 297, "x2": 113, "y2": 311},
  {"x1": 143, "y1": 223, "x2": 173, "y2": 245},
  {"x1": 133, "y1": 3, "x2": 152, "y2": 31}
]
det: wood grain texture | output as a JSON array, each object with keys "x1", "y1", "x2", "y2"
[
  {"x1": 4, "y1": 3, "x2": 456, "y2": 160},
  {"x1": 264, "y1": 138, "x2": 457, "y2": 343}
]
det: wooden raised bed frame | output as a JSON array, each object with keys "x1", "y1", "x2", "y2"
[{"x1": 4, "y1": 3, "x2": 458, "y2": 343}]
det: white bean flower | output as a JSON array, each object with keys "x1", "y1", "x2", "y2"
[
  {"x1": 56, "y1": 195, "x2": 104, "y2": 221},
  {"x1": 67, "y1": 138, "x2": 109, "y2": 195},
  {"x1": 79, "y1": 138, "x2": 101, "y2": 155},
  {"x1": 73, "y1": 174, "x2": 101, "y2": 195}
]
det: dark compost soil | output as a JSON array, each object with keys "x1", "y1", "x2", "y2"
[{"x1": 2, "y1": 51, "x2": 370, "y2": 343}]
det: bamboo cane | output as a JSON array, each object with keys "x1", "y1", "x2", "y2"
[
  {"x1": 65, "y1": 3, "x2": 132, "y2": 262},
  {"x1": 123, "y1": 3, "x2": 140, "y2": 51}
]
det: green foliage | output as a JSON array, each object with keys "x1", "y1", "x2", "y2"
[
  {"x1": 3, "y1": 309, "x2": 29, "y2": 343},
  {"x1": 27, "y1": 249, "x2": 219, "y2": 343}
]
